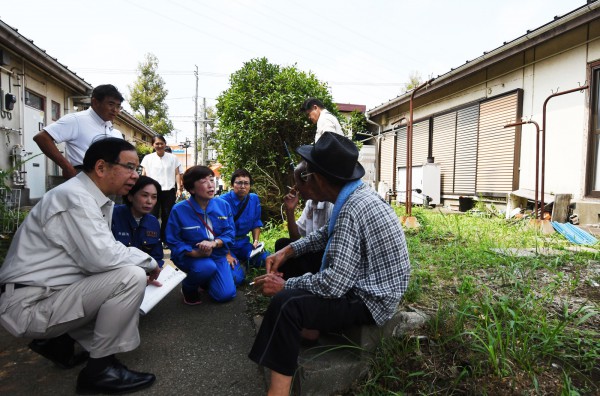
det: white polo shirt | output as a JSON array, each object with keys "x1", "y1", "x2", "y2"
[
  {"x1": 140, "y1": 152, "x2": 180, "y2": 190},
  {"x1": 44, "y1": 107, "x2": 122, "y2": 166},
  {"x1": 315, "y1": 109, "x2": 343, "y2": 142}
]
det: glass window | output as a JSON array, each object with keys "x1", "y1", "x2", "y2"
[
  {"x1": 24, "y1": 90, "x2": 44, "y2": 111},
  {"x1": 588, "y1": 65, "x2": 600, "y2": 195},
  {"x1": 51, "y1": 101, "x2": 61, "y2": 121}
]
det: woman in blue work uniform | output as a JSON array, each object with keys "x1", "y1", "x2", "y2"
[
  {"x1": 217, "y1": 169, "x2": 268, "y2": 269},
  {"x1": 166, "y1": 165, "x2": 244, "y2": 305},
  {"x1": 112, "y1": 176, "x2": 164, "y2": 276}
]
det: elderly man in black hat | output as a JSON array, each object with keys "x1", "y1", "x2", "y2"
[{"x1": 249, "y1": 132, "x2": 411, "y2": 395}]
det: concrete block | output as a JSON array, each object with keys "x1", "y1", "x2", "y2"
[
  {"x1": 253, "y1": 308, "x2": 430, "y2": 396},
  {"x1": 294, "y1": 346, "x2": 366, "y2": 396},
  {"x1": 573, "y1": 201, "x2": 600, "y2": 225}
]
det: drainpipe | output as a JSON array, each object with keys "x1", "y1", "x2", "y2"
[
  {"x1": 541, "y1": 85, "x2": 588, "y2": 216},
  {"x1": 504, "y1": 120, "x2": 540, "y2": 219},
  {"x1": 365, "y1": 114, "x2": 382, "y2": 188},
  {"x1": 407, "y1": 79, "x2": 434, "y2": 216}
]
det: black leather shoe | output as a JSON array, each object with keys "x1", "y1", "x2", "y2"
[
  {"x1": 76, "y1": 361, "x2": 156, "y2": 395},
  {"x1": 29, "y1": 337, "x2": 89, "y2": 369}
]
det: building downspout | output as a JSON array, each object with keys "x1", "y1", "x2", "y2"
[
  {"x1": 541, "y1": 84, "x2": 589, "y2": 215},
  {"x1": 407, "y1": 78, "x2": 434, "y2": 217}
]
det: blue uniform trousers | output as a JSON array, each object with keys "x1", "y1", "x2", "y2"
[{"x1": 177, "y1": 256, "x2": 244, "y2": 302}]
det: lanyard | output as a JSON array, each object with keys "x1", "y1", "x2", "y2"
[{"x1": 186, "y1": 199, "x2": 215, "y2": 238}]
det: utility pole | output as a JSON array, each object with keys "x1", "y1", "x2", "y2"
[
  {"x1": 201, "y1": 97, "x2": 207, "y2": 165},
  {"x1": 193, "y1": 65, "x2": 199, "y2": 165}
]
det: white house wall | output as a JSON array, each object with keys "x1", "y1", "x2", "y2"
[{"x1": 521, "y1": 45, "x2": 589, "y2": 200}]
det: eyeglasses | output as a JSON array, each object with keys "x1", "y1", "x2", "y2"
[
  {"x1": 300, "y1": 171, "x2": 314, "y2": 182},
  {"x1": 106, "y1": 101, "x2": 123, "y2": 111},
  {"x1": 234, "y1": 181, "x2": 250, "y2": 186},
  {"x1": 112, "y1": 162, "x2": 142, "y2": 174}
]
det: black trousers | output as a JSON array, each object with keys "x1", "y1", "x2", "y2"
[
  {"x1": 153, "y1": 188, "x2": 176, "y2": 241},
  {"x1": 248, "y1": 289, "x2": 374, "y2": 376},
  {"x1": 274, "y1": 238, "x2": 323, "y2": 280}
]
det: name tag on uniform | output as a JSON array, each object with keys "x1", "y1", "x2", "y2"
[{"x1": 146, "y1": 230, "x2": 158, "y2": 238}]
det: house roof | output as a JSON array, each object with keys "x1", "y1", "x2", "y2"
[
  {"x1": 336, "y1": 103, "x2": 366, "y2": 113},
  {"x1": 368, "y1": 0, "x2": 600, "y2": 117},
  {"x1": 117, "y1": 110, "x2": 158, "y2": 137},
  {"x1": 0, "y1": 19, "x2": 92, "y2": 94}
]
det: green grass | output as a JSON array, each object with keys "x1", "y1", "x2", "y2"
[
  {"x1": 241, "y1": 205, "x2": 600, "y2": 394},
  {"x1": 354, "y1": 208, "x2": 600, "y2": 395}
]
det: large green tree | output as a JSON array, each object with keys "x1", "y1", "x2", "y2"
[
  {"x1": 215, "y1": 57, "x2": 337, "y2": 218},
  {"x1": 128, "y1": 53, "x2": 174, "y2": 136}
]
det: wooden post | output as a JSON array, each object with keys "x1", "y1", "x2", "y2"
[{"x1": 551, "y1": 194, "x2": 572, "y2": 223}]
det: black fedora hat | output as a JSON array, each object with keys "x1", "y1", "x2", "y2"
[{"x1": 296, "y1": 132, "x2": 365, "y2": 181}]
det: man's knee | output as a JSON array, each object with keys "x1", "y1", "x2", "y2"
[
  {"x1": 274, "y1": 238, "x2": 291, "y2": 252},
  {"x1": 269, "y1": 289, "x2": 309, "y2": 312},
  {"x1": 118, "y1": 266, "x2": 147, "y2": 293}
]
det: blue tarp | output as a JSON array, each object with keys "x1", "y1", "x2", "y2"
[{"x1": 551, "y1": 222, "x2": 598, "y2": 245}]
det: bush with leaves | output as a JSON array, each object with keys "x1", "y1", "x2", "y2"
[{"x1": 215, "y1": 57, "x2": 339, "y2": 219}]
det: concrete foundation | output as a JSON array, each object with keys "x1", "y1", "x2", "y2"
[{"x1": 574, "y1": 201, "x2": 600, "y2": 225}]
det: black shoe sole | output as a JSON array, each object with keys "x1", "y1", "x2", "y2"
[{"x1": 76, "y1": 377, "x2": 155, "y2": 395}]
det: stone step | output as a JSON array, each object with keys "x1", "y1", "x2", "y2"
[{"x1": 254, "y1": 307, "x2": 429, "y2": 395}]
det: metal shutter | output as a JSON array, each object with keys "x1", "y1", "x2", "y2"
[
  {"x1": 454, "y1": 105, "x2": 479, "y2": 194},
  {"x1": 432, "y1": 112, "x2": 456, "y2": 194},
  {"x1": 476, "y1": 93, "x2": 520, "y2": 193},
  {"x1": 379, "y1": 133, "x2": 395, "y2": 192},
  {"x1": 412, "y1": 121, "x2": 429, "y2": 166},
  {"x1": 395, "y1": 126, "x2": 407, "y2": 171}
]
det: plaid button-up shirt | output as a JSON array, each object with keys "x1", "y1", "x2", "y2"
[{"x1": 286, "y1": 184, "x2": 411, "y2": 326}]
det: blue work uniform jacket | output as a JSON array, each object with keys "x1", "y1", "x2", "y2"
[
  {"x1": 165, "y1": 197, "x2": 235, "y2": 264},
  {"x1": 218, "y1": 191, "x2": 263, "y2": 238},
  {"x1": 111, "y1": 205, "x2": 164, "y2": 268}
]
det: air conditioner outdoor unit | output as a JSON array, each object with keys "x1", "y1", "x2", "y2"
[{"x1": 396, "y1": 161, "x2": 441, "y2": 206}]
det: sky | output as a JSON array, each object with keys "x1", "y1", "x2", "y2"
[{"x1": 0, "y1": 0, "x2": 586, "y2": 144}]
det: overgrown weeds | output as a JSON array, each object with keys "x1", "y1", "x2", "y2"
[
  {"x1": 248, "y1": 206, "x2": 600, "y2": 394},
  {"x1": 355, "y1": 209, "x2": 600, "y2": 395}
]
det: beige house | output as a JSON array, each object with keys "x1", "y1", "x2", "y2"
[
  {"x1": 367, "y1": 1, "x2": 600, "y2": 223},
  {"x1": 0, "y1": 19, "x2": 156, "y2": 205}
]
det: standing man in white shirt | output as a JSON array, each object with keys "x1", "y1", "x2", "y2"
[
  {"x1": 33, "y1": 84, "x2": 125, "y2": 180},
  {"x1": 0, "y1": 138, "x2": 159, "y2": 394},
  {"x1": 140, "y1": 135, "x2": 183, "y2": 242},
  {"x1": 301, "y1": 97, "x2": 344, "y2": 142}
]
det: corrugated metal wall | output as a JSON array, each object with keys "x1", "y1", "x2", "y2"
[
  {"x1": 396, "y1": 122, "x2": 429, "y2": 168},
  {"x1": 395, "y1": 126, "x2": 407, "y2": 169},
  {"x1": 476, "y1": 92, "x2": 520, "y2": 193},
  {"x1": 378, "y1": 91, "x2": 520, "y2": 198},
  {"x1": 412, "y1": 121, "x2": 429, "y2": 166},
  {"x1": 432, "y1": 112, "x2": 456, "y2": 194},
  {"x1": 379, "y1": 133, "x2": 395, "y2": 191},
  {"x1": 432, "y1": 104, "x2": 479, "y2": 195},
  {"x1": 454, "y1": 105, "x2": 479, "y2": 194}
]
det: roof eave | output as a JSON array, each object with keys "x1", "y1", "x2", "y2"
[
  {"x1": 0, "y1": 20, "x2": 91, "y2": 95},
  {"x1": 368, "y1": 1, "x2": 600, "y2": 117}
]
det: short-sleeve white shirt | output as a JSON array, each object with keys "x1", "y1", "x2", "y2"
[
  {"x1": 315, "y1": 109, "x2": 343, "y2": 142},
  {"x1": 44, "y1": 107, "x2": 123, "y2": 166},
  {"x1": 140, "y1": 152, "x2": 180, "y2": 190},
  {"x1": 296, "y1": 200, "x2": 333, "y2": 237}
]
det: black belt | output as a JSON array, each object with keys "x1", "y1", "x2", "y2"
[{"x1": 0, "y1": 283, "x2": 29, "y2": 294}]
